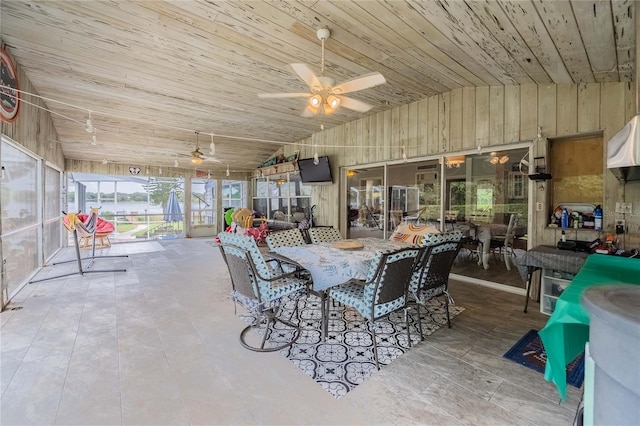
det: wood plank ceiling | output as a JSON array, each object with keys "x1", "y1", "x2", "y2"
[{"x1": 0, "y1": 0, "x2": 634, "y2": 173}]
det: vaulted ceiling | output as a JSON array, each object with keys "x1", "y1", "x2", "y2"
[{"x1": 1, "y1": 1, "x2": 635, "y2": 173}]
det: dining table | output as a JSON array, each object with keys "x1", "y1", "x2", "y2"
[{"x1": 268, "y1": 237, "x2": 413, "y2": 339}]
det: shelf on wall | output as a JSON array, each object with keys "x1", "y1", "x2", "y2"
[{"x1": 256, "y1": 160, "x2": 298, "y2": 178}]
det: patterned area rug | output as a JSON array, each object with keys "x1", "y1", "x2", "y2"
[
  {"x1": 503, "y1": 329, "x2": 585, "y2": 388},
  {"x1": 255, "y1": 295, "x2": 464, "y2": 399}
]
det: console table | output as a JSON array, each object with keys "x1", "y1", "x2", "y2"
[{"x1": 516, "y1": 245, "x2": 589, "y2": 313}]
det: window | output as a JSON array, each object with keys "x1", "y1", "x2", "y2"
[
  {"x1": 252, "y1": 173, "x2": 311, "y2": 222},
  {"x1": 549, "y1": 135, "x2": 603, "y2": 206}
]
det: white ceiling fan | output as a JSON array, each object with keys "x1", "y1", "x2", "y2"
[
  {"x1": 258, "y1": 28, "x2": 386, "y2": 116},
  {"x1": 187, "y1": 132, "x2": 221, "y2": 165}
]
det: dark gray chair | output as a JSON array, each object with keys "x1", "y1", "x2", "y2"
[
  {"x1": 410, "y1": 238, "x2": 462, "y2": 339},
  {"x1": 218, "y1": 232, "x2": 309, "y2": 352},
  {"x1": 329, "y1": 246, "x2": 424, "y2": 369}
]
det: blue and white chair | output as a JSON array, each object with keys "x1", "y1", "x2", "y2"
[
  {"x1": 410, "y1": 231, "x2": 463, "y2": 339},
  {"x1": 218, "y1": 232, "x2": 310, "y2": 352},
  {"x1": 328, "y1": 246, "x2": 424, "y2": 369}
]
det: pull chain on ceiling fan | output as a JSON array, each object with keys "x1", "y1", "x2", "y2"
[{"x1": 258, "y1": 28, "x2": 386, "y2": 116}]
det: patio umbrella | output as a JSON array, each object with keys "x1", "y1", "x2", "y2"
[{"x1": 163, "y1": 189, "x2": 182, "y2": 223}]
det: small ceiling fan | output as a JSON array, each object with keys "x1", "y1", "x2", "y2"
[
  {"x1": 187, "y1": 132, "x2": 221, "y2": 165},
  {"x1": 258, "y1": 28, "x2": 386, "y2": 116}
]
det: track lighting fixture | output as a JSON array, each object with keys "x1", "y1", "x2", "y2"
[{"x1": 85, "y1": 110, "x2": 94, "y2": 133}]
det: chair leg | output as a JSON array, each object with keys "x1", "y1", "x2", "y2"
[
  {"x1": 404, "y1": 308, "x2": 412, "y2": 348},
  {"x1": 445, "y1": 296, "x2": 451, "y2": 329},
  {"x1": 416, "y1": 303, "x2": 424, "y2": 340},
  {"x1": 371, "y1": 322, "x2": 380, "y2": 370}
]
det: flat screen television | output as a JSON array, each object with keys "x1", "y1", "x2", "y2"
[{"x1": 297, "y1": 156, "x2": 333, "y2": 184}]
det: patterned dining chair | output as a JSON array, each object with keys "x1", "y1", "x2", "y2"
[
  {"x1": 410, "y1": 231, "x2": 463, "y2": 339},
  {"x1": 266, "y1": 228, "x2": 307, "y2": 250},
  {"x1": 218, "y1": 232, "x2": 309, "y2": 352},
  {"x1": 489, "y1": 213, "x2": 518, "y2": 270},
  {"x1": 266, "y1": 228, "x2": 309, "y2": 274},
  {"x1": 308, "y1": 227, "x2": 343, "y2": 244},
  {"x1": 328, "y1": 246, "x2": 424, "y2": 369}
]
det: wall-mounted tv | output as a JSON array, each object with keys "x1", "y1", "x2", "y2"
[{"x1": 297, "y1": 156, "x2": 333, "y2": 184}]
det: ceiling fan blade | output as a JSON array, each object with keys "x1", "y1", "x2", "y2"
[
  {"x1": 258, "y1": 92, "x2": 311, "y2": 98},
  {"x1": 204, "y1": 157, "x2": 222, "y2": 163},
  {"x1": 290, "y1": 63, "x2": 322, "y2": 90},
  {"x1": 301, "y1": 108, "x2": 315, "y2": 117},
  {"x1": 331, "y1": 72, "x2": 386, "y2": 94},
  {"x1": 339, "y1": 96, "x2": 374, "y2": 113}
]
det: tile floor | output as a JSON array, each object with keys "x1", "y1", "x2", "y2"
[{"x1": 1, "y1": 238, "x2": 581, "y2": 425}]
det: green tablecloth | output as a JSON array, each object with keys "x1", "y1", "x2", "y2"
[{"x1": 538, "y1": 254, "x2": 640, "y2": 400}]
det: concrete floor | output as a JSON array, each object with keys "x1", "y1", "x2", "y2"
[{"x1": 1, "y1": 238, "x2": 581, "y2": 425}]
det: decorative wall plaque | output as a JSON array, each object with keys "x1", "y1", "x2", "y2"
[{"x1": 0, "y1": 46, "x2": 20, "y2": 122}]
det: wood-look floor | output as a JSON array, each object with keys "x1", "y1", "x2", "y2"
[{"x1": 0, "y1": 238, "x2": 581, "y2": 425}]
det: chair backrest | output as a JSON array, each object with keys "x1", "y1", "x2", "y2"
[
  {"x1": 218, "y1": 242, "x2": 261, "y2": 303},
  {"x1": 411, "y1": 231, "x2": 463, "y2": 294},
  {"x1": 504, "y1": 213, "x2": 517, "y2": 242},
  {"x1": 218, "y1": 232, "x2": 274, "y2": 295},
  {"x1": 266, "y1": 228, "x2": 306, "y2": 250},
  {"x1": 413, "y1": 239, "x2": 462, "y2": 297},
  {"x1": 308, "y1": 227, "x2": 342, "y2": 244},
  {"x1": 364, "y1": 246, "x2": 423, "y2": 320}
]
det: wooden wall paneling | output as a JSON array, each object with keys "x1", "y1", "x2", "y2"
[
  {"x1": 519, "y1": 84, "x2": 538, "y2": 140},
  {"x1": 462, "y1": 87, "x2": 476, "y2": 150},
  {"x1": 449, "y1": 88, "x2": 463, "y2": 151},
  {"x1": 489, "y1": 86, "x2": 504, "y2": 145},
  {"x1": 475, "y1": 86, "x2": 489, "y2": 148},
  {"x1": 577, "y1": 83, "x2": 601, "y2": 132},
  {"x1": 417, "y1": 98, "x2": 430, "y2": 156},
  {"x1": 407, "y1": 101, "x2": 419, "y2": 159},
  {"x1": 399, "y1": 104, "x2": 409, "y2": 159},
  {"x1": 624, "y1": 81, "x2": 636, "y2": 121},
  {"x1": 556, "y1": 83, "x2": 578, "y2": 136},
  {"x1": 600, "y1": 82, "x2": 627, "y2": 232},
  {"x1": 504, "y1": 85, "x2": 520, "y2": 142},
  {"x1": 438, "y1": 92, "x2": 450, "y2": 152},
  {"x1": 355, "y1": 119, "x2": 364, "y2": 166},
  {"x1": 537, "y1": 84, "x2": 557, "y2": 136},
  {"x1": 362, "y1": 114, "x2": 374, "y2": 165},
  {"x1": 375, "y1": 111, "x2": 385, "y2": 163},
  {"x1": 427, "y1": 95, "x2": 439, "y2": 154},
  {"x1": 383, "y1": 109, "x2": 392, "y2": 161},
  {"x1": 344, "y1": 121, "x2": 354, "y2": 167}
]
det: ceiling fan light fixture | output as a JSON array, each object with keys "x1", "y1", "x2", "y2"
[
  {"x1": 327, "y1": 95, "x2": 340, "y2": 109},
  {"x1": 309, "y1": 94, "x2": 322, "y2": 107},
  {"x1": 499, "y1": 155, "x2": 509, "y2": 164},
  {"x1": 191, "y1": 157, "x2": 203, "y2": 165}
]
